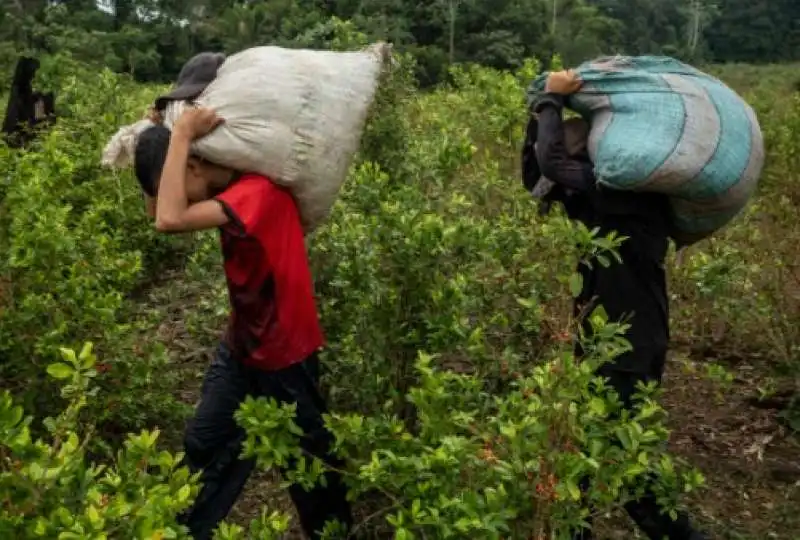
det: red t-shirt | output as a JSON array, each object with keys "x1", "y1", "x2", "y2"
[{"x1": 214, "y1": 173, "x2": 324, "y2": 370}]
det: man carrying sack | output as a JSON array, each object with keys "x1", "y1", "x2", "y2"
[
  {"x1": 523, "y1": 70, "x2": 709, "y2": 540},
  {"x1": 137, "y1": 52, "x2": 354, "y2": 539}
]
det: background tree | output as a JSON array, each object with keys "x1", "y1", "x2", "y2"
[{"x1": 0, "y1": 0, "x2": 797, "y2": 85}]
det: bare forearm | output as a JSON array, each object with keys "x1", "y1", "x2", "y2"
[{"x1": 155, "y1": 129, "x2": 192, "y2": 230}]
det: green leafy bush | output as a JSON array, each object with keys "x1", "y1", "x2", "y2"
[
  {"x1": 1, "y1": 52, "x2": 798, "y2": 538},
  {"x1": 237, "y1": 318, "x2": 704, "y2": 538},
  {"x1": 0, "y1": 344, "x2": 197, "y2": 539},
  {"x1": 0, "y1": 60, "x2": 188, "y2": 431}
]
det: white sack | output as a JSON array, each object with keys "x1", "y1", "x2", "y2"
[
  {"x1": 101, "y1": 118, "x2": 156, "y2": 169},
  {"x1": 162, "y1": 42, "x2": 391, "y2": 232}
]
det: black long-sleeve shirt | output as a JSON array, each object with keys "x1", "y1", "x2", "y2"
[
  {"x1": 534, "y1": 94, "x2": 595, "y2": 193},
  {"x1": 530, "y1": 93, "x2": 672, "y2": 261},
  {"x1": 528, "y1": 93, "x2": 672, "y2": 368}
]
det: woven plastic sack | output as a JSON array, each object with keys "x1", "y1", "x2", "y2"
[
  {"x1": 528, "y1": 56, "x2": 764, "y2": 245},
  {"x1": 101, "y1": 118, "x2": 155, "y2": 169},
  {"x1": 160, "y1": 43, "x2": 390, "y2": 232}
]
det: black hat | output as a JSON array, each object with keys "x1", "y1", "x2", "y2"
[{"x1": 154, "y1": 52, "x2": 226, "y2": 111}]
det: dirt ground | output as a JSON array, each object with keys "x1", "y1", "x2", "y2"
[{"x1": 597, "y1": 356, "x2": 799, "y2": 540}]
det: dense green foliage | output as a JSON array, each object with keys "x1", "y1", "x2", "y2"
[
  {"x1": 1, "y1": 8, "x2": 799, "y2": 538},
  {"x1": 1, "y1": 44, "x2": 799, "y2": 536},
  {"x1": 0, "y1": 0, "x2": 798, "y2": 85}
]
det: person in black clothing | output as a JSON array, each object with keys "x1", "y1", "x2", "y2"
[
  {"x1": 522, "y1": 70, "x2": 709, "y2": 540},
  {"x1": 2, "y1": 56, "x2": 55, "y2": 149}
]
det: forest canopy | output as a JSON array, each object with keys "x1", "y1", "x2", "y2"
[{"x1": 1, "y1": 0, "x2": 798, "y2": 86}]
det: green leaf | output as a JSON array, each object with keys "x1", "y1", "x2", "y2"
[
  {"x1": 33, "y1": 518, "x2": 48, "y2": 536},
  {"x1": 625, "y1": 463, "x2": 647, "y2": 477},
  {"x1": 500, "y1": 424, "x2": 517, "y2": 440},
  {"x1": 515, "y1": 296, "x2": 536, "y2": 308},
  {"x1": 177, "y1": 484, "x2": 191, "y2": 503},
  {"x1": 569, "y1": 272, "x2": 583, "y2": 298},
  {"x1": 590, "y1": 305, "x2": 609, "y2": 326},
  {"x1": 59, "y1": 347, "x2": 78, "y2": 365},
  {"x1": 588, "y1": 397, "x2": 606, "y2": 416},
  {"x1": 10, "y1": 404, "x2": 23, "y2": 426},
  {"x1": 589, "y1": 439, "x2": 604, "y2": 457},
  {"x1": 47, "y1": 362, "x2": 74, "y2": 380},
  {"x1": 566, "y1": 480, "x2": 581, "y2": 500},
  {"x1": 615, "y1": 426, "x2": 634, "y2": 451},
  {"x1": 80, "y1": 342, "x2": 96, "y2": 369},
  {"x1": 411, "y1": 498, "x2": 422, "y2": 517},
  {"x1": 28, "y1": 462, "x2": 44, "y2": 480},
  {"x1": 86, "y1": 505, "x2": 101, "y2": 527}
]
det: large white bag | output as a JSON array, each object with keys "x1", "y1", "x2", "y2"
[{"x1": 162, "y1": 43, "x2": 390, "y2": 232}]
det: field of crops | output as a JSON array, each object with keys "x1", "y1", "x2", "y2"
[{"x1": 0, "y1": 56, "x2": 798, "y2": 539}]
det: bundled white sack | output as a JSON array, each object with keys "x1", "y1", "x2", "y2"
[
  {"x1": 101, "y1": 118, "x2": 156, "y2": 169},
  {"x1": 160, "y1": 43, "x2": 391, "y2": 232}
]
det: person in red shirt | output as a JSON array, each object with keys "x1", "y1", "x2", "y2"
[{"x1": 133, "y1": 107, "x2": 352, "y2": 539}]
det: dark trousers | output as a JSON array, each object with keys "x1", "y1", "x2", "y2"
[
  {"x1": 179, "y1": 343, "x2": 353, "y2": 539},
  {"x1": 573, "y1": 255, "x2": 699, "y2": 540},
  {"x1": 574, "y1": 370, "x2": 698, "y2": 540}
]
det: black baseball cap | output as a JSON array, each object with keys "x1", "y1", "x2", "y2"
[{"x1": 154, "y1": 52, "x2": 226, "y2": 111}]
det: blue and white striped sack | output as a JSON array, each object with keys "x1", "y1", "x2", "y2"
[{"x1": 528, "y1": 56, "x2": 764, "y2": 245}]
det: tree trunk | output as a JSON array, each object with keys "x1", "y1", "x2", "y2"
[{"x1": 448, "y1": 0, "x2": 457, "y2": 64}]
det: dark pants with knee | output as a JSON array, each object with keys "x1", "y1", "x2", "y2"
[
  {"x1": 180, "y1": 343, "x2": 352, "y2": 539},
  {"x1": 573, "y1": 241, "x2": 698, "y2": 540}
]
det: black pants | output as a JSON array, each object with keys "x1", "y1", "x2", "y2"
[
  {"x1": 574, "y1": 371, "x2": 698, "y2": 540},
  {"x1": 179, "y1": 343, "x2": 353, "y2": 539},
  {"x1": 573, "y1": 254, "x2": 699, "y2": 540}
]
